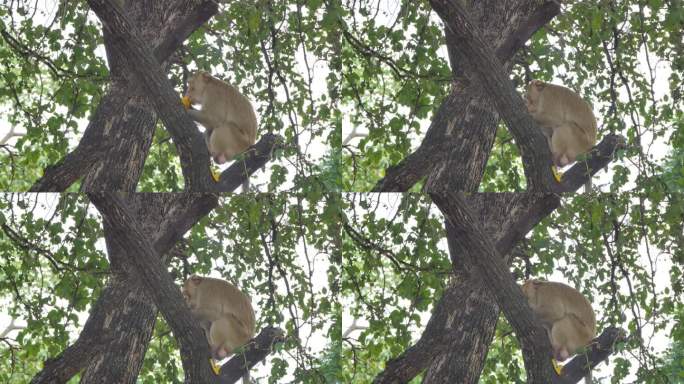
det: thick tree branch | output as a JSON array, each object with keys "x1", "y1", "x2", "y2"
[
  {"x1": 428, "y1": 0, "x2": 557, "y2": 191},
  {"x1": 374, "y1": 193, "x2": 560, "y2": 383},
  {"x1": 429, "y1": 190, "x2": 559, "y2": 384},
  {"x1": 30, "y1": 285, "x2": 123, "y2": 384},
  {"x1": 494, "y1": 1, "x2": 561, "y2": 63},
  {"x1": 31, "y1": 1, "x2": 219, "y2": 191},
  {"x1": 373, "y1": 1, "x2": 561, "y2": 192},
  {"x1": 153, "y1": 1, "x2": 220, "y2": 62},
  {"x1": 29, "y1": 89, "x2": 127, "y2": 192},
  {"x1": 217, "y1": 326, "x2": 286, "y2": 381},
  {"x1": 32, "y1": 194, "x2": 218, "y2": 384},
  {"x1": 89, "y1": 192, "x2": 217, "y2": 382},
  {"x1": 555, "y1": 134, "x2": 627, "y2": 192},
  {"x1": 87, "y1": 0, "x2": 214, "y2": 190},
  {"x1": 89, "y1": 193, "x2": 283, "y2": 383},
  {"x1": 214, "y1": 133, "x2": 282, "y2": 192},
  {"x1": 375, "y1": 188, "x2": 627, "y2": 382},
  {"x1": 560, "y1": 326, "x2": 626, "y2": 382}
]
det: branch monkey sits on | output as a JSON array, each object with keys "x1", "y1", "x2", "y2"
[
  {"x1": 182, "y1": 71, "x2": 257, "y2": 186},
  {"x1": 182, "y1": 275, "x2": 256, "y2": 382},
  {"x1": 522, "y1": 279, "x2": 597, "y2": 383},
  {"x1": 525, "y1": 80, "x2": 597, "y2": 184}
]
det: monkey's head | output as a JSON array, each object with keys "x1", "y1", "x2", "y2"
[
  {"x1": 525, "y1": 80, "x2": 547, "y2": 108},
  {"x1": 185, "y1": 71, "x2": 213, "y2": 105},
  {"x1": 181, "y1": 275, "x2": 203, "y2": 305},
  {"x1": 521, "y1": 279, "x2": 545, "y2": 297}
]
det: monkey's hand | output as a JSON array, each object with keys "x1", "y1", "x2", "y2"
[
  {"x1": 551, "y1": 166, "x2": 562, "y2": 183},
  {"x1": 210, "y1": 358, "x2": 221, "y2": 375},
  {"x1": 181, "y1": 96, "x2": 192, "y2": 110}
]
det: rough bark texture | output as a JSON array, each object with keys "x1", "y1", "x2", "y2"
[
  {"x1": 431, "y1": 191, "x2": 558, "y2": 383},
  {"x1": 429, "y1": 0, "x2": 558, "y2": 191},
  {"x1": 373, "y1": 0, "x2": 562, "y2": 192},
  {"x1": 89, "y1": 192, "x2": 227, "y2": 383},
  {"x1": 374, "y1": 193, "x2": 560, "y2": 384},
  {"x1": 31, "y1": 194, "x2": 216, "y2": 383},
  {"x1": 87, "y1": 0, "x2": 220, "y2": 189},
  {"x1": 30, "y1": 0, "x2": 279, "y2": 193},
  {"x1": 87, "y1": 193, "x2": 285, "y2": 383}
]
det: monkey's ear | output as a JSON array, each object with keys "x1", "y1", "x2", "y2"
[
  {"x1": 189, "y1": 275, "x2": 203, "y2": 285},
  {"x1": 199, "y1": 71, "x2": 211, "y2": 80}
]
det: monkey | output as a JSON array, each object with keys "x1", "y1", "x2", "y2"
[
  {"x1": 521, "y1": 279, "x2": 596, "y2": 383},
  {"x1": 182, "y1": 71, "x2": 257, "y2": 189},
  {"x1": 525, "y1": 80, "x2": 598, "y2": 185},
  {"x1": 182, "y1": 275, "x2": 256, "y2": 381}
]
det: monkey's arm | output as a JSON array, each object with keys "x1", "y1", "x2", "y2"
[{"x1": 187, "y1": 109, "x2": 216, "y2": 130}]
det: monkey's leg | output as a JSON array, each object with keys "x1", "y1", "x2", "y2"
[
  {"x1": 549, "y1": 319, "x2": 575, "y2": 374},
  {"x1": 550, "y1": 125, "x2": 576, "y2": 182},
  {"x1": 209, "y1": 126, "x2": 241, "y2": 164},
  {"x1": 203, "y1": 129, "x2": 223, "y2": 175}
]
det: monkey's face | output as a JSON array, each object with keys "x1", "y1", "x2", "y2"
[
  {"x1": 185, "y1": 72, "x2": 210, "y2": 105},
  {"x1": 525, "y1": 83, "x2": 542, "y2": 111},
  {"x1": 521, "y1": 279, "x2": 542, "y2": 300},
  {"x1": 521, "y1": 281, "x2": 533, "y2": 298},
  {"x1": 181, "y1": 278, "x2": 199, "y2": 306}
]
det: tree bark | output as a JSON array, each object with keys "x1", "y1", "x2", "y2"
[
  {"x1": 30, "y1": 0, "x2": 220, "y2": 192},
  {"x1": 430, "y1": 191, "x2": 558, "y2": 383},
  {"x1": 31, "y1": 194, "x2": 218, "y2": 383},
  {"x1": 88, "y1": 193, "x2": 286, "y2": 383},
  {"x1": 374, "y1": 193, "x2": 560, "y2": 384},
  {"x1": 373, "y1": 0, "x2": 562, "y2": 192}
]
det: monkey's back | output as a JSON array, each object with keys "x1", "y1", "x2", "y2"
[
  {"x1": 540, "y1": 281, "x2": 596, "y2": 335},
  {"x1": 537, "y1": 83, "x2": 597, "y2": 144},
  {"x1": 205, "y1": 77, "x2": 258, "y2": 144},
  {"x1": 196, "y1": 277, "x2": 256, "y2": 336},
  {"x1": 215, "y1": 279, "x2": 257, "y2": 336}
]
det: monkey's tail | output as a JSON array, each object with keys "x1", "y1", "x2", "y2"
[{"x1": 584, "y1": 370, "x2": 592, "y2": 384}]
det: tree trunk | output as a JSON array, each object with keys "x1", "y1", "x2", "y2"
[{"x1": 32, "y1": 194, "x2": 218, "y2": 383}]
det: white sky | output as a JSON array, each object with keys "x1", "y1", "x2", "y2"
[
  {"x1": 341, "y1": 193, "x2": 675, "y2": 382},
  {"x1": 0, "y1": 193, "x2": 332, "y2": 383}
]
